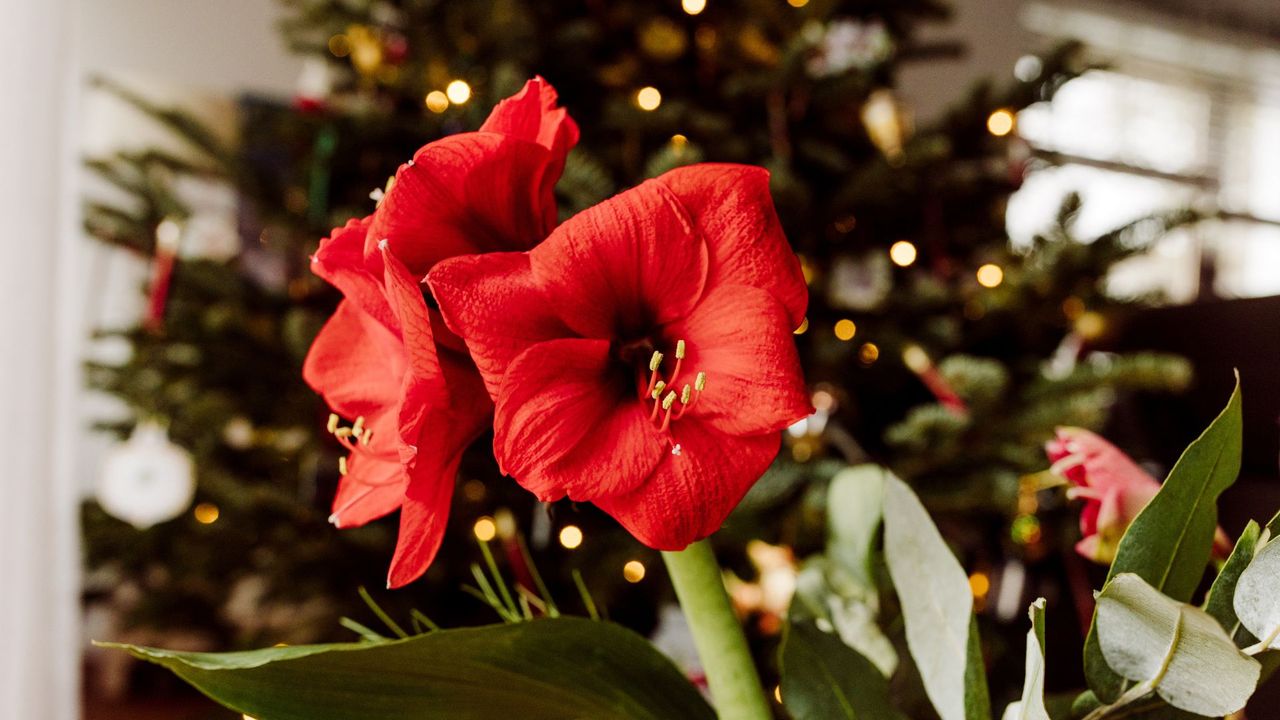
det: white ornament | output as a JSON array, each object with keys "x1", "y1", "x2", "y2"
[{"x1": 97, "y1": 421, "x2": 196, "y2": 529}]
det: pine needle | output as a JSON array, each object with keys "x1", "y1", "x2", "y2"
[{"x1": 357, "y1": 586, "x2": 408, "y2": 639}]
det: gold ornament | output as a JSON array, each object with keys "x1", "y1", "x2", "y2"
[
  {"x1": 860, "y1": 89, "x2": 913, "y2": 162},
  {"x1": 345, "y1": 24, "x2": 384, "y2": 78}
]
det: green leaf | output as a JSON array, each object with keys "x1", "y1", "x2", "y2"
[
  {"x1": 1233, "y1": 532, "x2": 1280, "y2": 651},
  {"x1": 883, "y1": 473, "x2": 988, "y2": 720},
  {"x1": 1095, "y1": 574, "x2": 1259, "y2": 717},
  {"x1": 1084, "y1": 377, "x2": 1243, "y2": 701},
  {"x1": 100, "y1": 617, "x2": 715, "y2": 720},
  {"x1": 1204, "y1": 520, "x2": 1260, "y2": 643},
  {"x1": 827, "y1": 464, "x2": 887, "y2": 586},
  {"x1": 778, "y1": 621, "x2": 906, "y2": 720},
  {"x1": 1002, "y1": 599, "x2": 1050, "y2": 720}
]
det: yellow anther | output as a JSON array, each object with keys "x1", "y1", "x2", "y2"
[
  {"x1": 361, "y1": 429, "x2": 373, "y2": 446},
  {"x1": 335, "y1": 427, "x2": 353, "y2": 439},
  {"x1": 352, "y1": 416, "x2": 365, "y2": 438},
  {"x1": 662, "y1": 391, "x2": 677, "y2": 410},
  {"x1": 680, "y1": 384, "x2": 692, "y2": 404},
  {"x1": 338, "y1": 456, "x2": 348, "y2": 476},
  {"x1": 326, "y1": 413, "x2": 339, "y2": 434},
  {"x1": 695, "y1": 372, "x2": 707, "y2": 391},
  {"x1": 651, "y1": 380, "x2": 667, "y2": 400},
  {"x1": 649, "y1": 351, "x2": 664, "y2": 372},
  {"x1": 675, "y1": 340, "x2": 686, "y2": 359}
]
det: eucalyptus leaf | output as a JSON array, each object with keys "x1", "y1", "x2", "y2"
[
  {"x1": 1203, "y1": 520, "x2": 1260, "y2": 644},
  {"x1": 1003, "y1": 599, "x2": 1050, "y2": 720},
  {"x1": 884, "y1": 473, "x2": 988, "y2": 720},
  {"x1": 1095, "y1": 574, "x2": 1259, "y2": 717},
  {"x1": 778, "y1": 621, "x2": 906, "y2": 720},
  {"x1": 1084, "y1": 377, "x2": 1243, "y2": 701},
  {"x1": 828, "y1": 465, "x2": 887, "y2": 586},
  {"x1": 1233, "y1": 532, "x2": 1280, "y2": 651},
  {"x1": 100, "y1": 617, "x2": 715, "y2": 720}
]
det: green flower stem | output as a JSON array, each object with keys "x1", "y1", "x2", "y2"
[{"x1": 662, "y1": 540, "x2": 772, "y2": 720}]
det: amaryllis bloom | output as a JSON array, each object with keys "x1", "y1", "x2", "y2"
[
  {"x1": 1046, "y1": 427, "x2": 1229, "y2": 564},
  {"x1": 428, "y1": 164, "x2": 812, "y2": 549},
  {"x1": 303, "y1": 78, "x2": 578, "y2": 587}
]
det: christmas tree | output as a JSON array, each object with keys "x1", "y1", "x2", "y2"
[{"x1": 83, "y1": 0, "x2": 1191, "y2": 704}]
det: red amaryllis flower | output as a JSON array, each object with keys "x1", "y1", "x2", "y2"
[
  {"x1": 1046, "y1": 427, "x2": 1229, "y2": 564},
  {"x1": 303, "y1": 78, "x2": 578, "y2": 587},
  {"x1": 428, "y1": 164, "x2": 812, "y2": 549}
]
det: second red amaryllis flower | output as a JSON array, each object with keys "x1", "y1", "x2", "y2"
[
  {"x1": 304, "y1": 78, "x2": 578, "y2": 587},
  {"x1": 429, "y1": 164, "x2": 812, "y2": 549}
]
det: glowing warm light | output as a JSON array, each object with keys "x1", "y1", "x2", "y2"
[
  {"x1": 902, "y1": 344, "x2": 929, "y2": 373},
  {"x1": 787, "y1": 0, "x2": 809, "y2": 7},
  {"x1": 976, "y1": 263, "x2": 1004, "y2": 288},
  {"x1": 858, "y1": 342, "x2": 880, "y2": 364},
  {"x1": 462, "y1": 479, "x2": 485, "y2": 501},
  {"x1": 424, "y1": 91, "x2": 449, "y2": 113},
  {"x1": 623, "y1": 560, "x2": 647, "y2": 583},
  {"x1": 636, "y1": 86, "x2": 663, "y2": 111},
  {"x1": 774, "y1": 685, "x2": 783, "y2": 703},
  {"x1": 986, "y1": 108, "x2": 1016, "y2": 137},
  {"x1": 559, "y1": 524, "x2": 584, "y2": 549},
  {"x1": 445, "y1": 80, "x2": 472, "y2": 104},
  {"x1": 793, "y1": 317, "x2": 809, "y2": 335},
  {"x1": 155, "y1": 218, "x2": 182, "y2": 251},
  {"x1": 194, "y1": 503, "x2": 220, "y2": 525},
  {"x1": 671, "y1": 133, "x2": 688, "y2": 147},
  {"x1": 682, "y1": 0, "x2": 707, "y2": 15},
  {"x1": 812, "y1": 389, "x2": 836, "y2": 412},
  {"x1": 1075, "y1": 311, "x2": 1107, "y2": 340},
  {"x1": 473, "y1": 516, "x2": 497, "y2": 542},
  {"x1": 969, "y1": 571, "x2": 991, "y2": 598},
  {"x1": 889, "y1": 240, "x2": 917, "y2": 267},
  {"x1": 494, "y1": 508, "x2": 517, "y2": 539},
  {"x1": 833, "y1": 319, "x2": 857, "y2": 341}
]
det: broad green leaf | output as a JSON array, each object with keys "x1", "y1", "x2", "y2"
[
  {"x1": 1096, "y1": 574, "x2": 1259, "y2": 717},
  {"x1": 792, "y1": 561, "x2": 898, "y2": 677},
  {"x1": 101, "y1": 617, "x2": 715, "y2": 720},
  {"x1": 1002, "y1": 599, "x2": 1050, "y2": 720},
  {"x1": 828, "y1": 464, "x2": 887, "y2": 586},
  {"x1": 1204, "y1": 520, "x2": 1260, "y2": 643},
  {"x1": 1234, "y1": 532, "x2": 1280, "y2": 651},
  {"x1": 778, "y1": 621, "x2": 906, "y2": 720},
  {"x1": 1084, "y1": 378, "x2": 1243, "y2": 701},
  {"x1": 883, "y1": 473, "x2": 988, "y2": 720}
]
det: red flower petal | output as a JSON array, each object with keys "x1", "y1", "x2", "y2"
[
  {"x1": 329, "y1": 414, "x2": 407, "y2": 529},
  {"x1": 595, "y1": 423, "x2": 782, "y2": 550},
  {"x1": 379, "y1": 244, "x2": 445, "y2": 400},
  {"x1": 311, "y1": 219, "x2": 400, "y2": 332},
  {"x1": 428, "y1": 252, "x2": 570, "y2": 399},
  {"x1": 302, "y1": 300, "x2": 405, "y2": 419},
  {"x1": 657, "y1": 164, "x2": 808, "y2": 330},
  {"x1": 529, "y1": 179, "x2": 709, "y2": 338},
  {"x1": 663, "y1": 283, "x2": 812, "y2": 435},
  {"x1": 493, "y1": 338, "x2": 664, "y2": 501},
  {"x1": 480, "y1": 77, "x2": 579, "y2": 167}
]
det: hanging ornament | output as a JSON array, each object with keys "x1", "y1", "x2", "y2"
[
  {"x1": 294, "y1": 57, "x2": 335, "y2": 113},
  {"x1": 804, "y1": 18, "x2": 893, "y2": 78},
  {"x1": 902, "y1": 345, "x2": 968, "y2": 416},
  {"x1": 382, "y1": 31, "x2": 409, "y2": 65},
  {"x1": 860, "y1": 89, "x2": 913, "y2": 163},
  {"x1": 827, "y1": 253, "x2": 893, "y2": 311},
  {"x1": 144, "y1": 218, "x2": 182, "y2": 332},
  {"x1": 345, "y1": 24, "x2": 384, "y2": 78},
  {"x1": 97, "y1": 421, "x2": 196, "y2": 529}
]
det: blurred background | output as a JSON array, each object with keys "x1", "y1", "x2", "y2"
[{"x1": 3, "y1": 0, "x2": 1280, "y2": 717}]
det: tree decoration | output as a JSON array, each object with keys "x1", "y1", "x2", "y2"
[{"x1": 96, "y1": 420, "x2": 195, "y2": 530}]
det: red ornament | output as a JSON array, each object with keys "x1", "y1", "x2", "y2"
[
  {"x1": 429, "y1": 164, "x2": 812, "y2": 550},
  {"x1": 303, "y1": 78, "x2": 578, "y2": 588}
]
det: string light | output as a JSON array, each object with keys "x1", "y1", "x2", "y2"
[
  {"x1": 623, "y1": 560, "x2": 647, "y2": 583},
  {"x1": 424, "y1": 91, "x2": 449, "y2": 113},
  {"x1": 793, "y1": 317, "x2": 809, "y2": 335},
  {"x1": 833, "y1": 319, "x2": 857, "y2": 341},
  {"x1": 986, "y1": 108, "x2": 1015, "y2": 137},
  {"x1": 787, "y1": 0, "x2": 809, "y2": 7},
  {"x1": 976, "y1": 263, "x2": 1004, "y2": 288},
  {"x1": 889, "y1": 240, "x2": 917, "y2": 267},
  {"x1": 682, "y1": 0, "x2": 707, "y2": 15},
  {"x1": 902, "y1": 344, "x2": 929, "y2": 373},
  {"x1": 193, "y1": 503, "x2": 220, "y2": 525},
  {"x1": 446, "y1": 80, "x2": 472, "y2": 104},
  {"x1": 774, "y1": 685, "x2": 783, "y2": 703},
  {"x1": 858, "y1": 342, "x2": 880, "y2": 365},
  {"x1": 671, "y1": 133, "x2": 688, "y2": 147},
  {"x1": 968, "y1": 571, "x2": 991, "y2": 598},
  {"x1": 473, "y1": 516, "x2": 497, "y2": 542},
  {"x1": 559, "y1": 524, "x2": 584, "y2": 549},
  {"x1": 636, "y1": 86, "x2": 662, "y2": 111}
]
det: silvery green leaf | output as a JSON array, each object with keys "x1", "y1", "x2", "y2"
[
  {"x1": 828, "y1": 465, "x2": 886, "y2": 586},
  {"x1": 1007, "y1": 598, "x2": 1050, "y2": 720},
  {"x1": 826, "y1": 591, "x2": 898, "y2": 677},
  {"x1": 884, "y1": 473, "x2": 988, "y2": 720},
  {"x1": 792, "y1": 560, "x2": 898, "y2": 678},
  {"x1": 1233, "y1": 532, "x2": 1280, "y2": 650},
  {"x1": 1096, "y1": 574, "x2": 1259, "y2": 717},
  {"x1": 1204, "y1": 520, "x2": 1260, "y2": 644}
]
